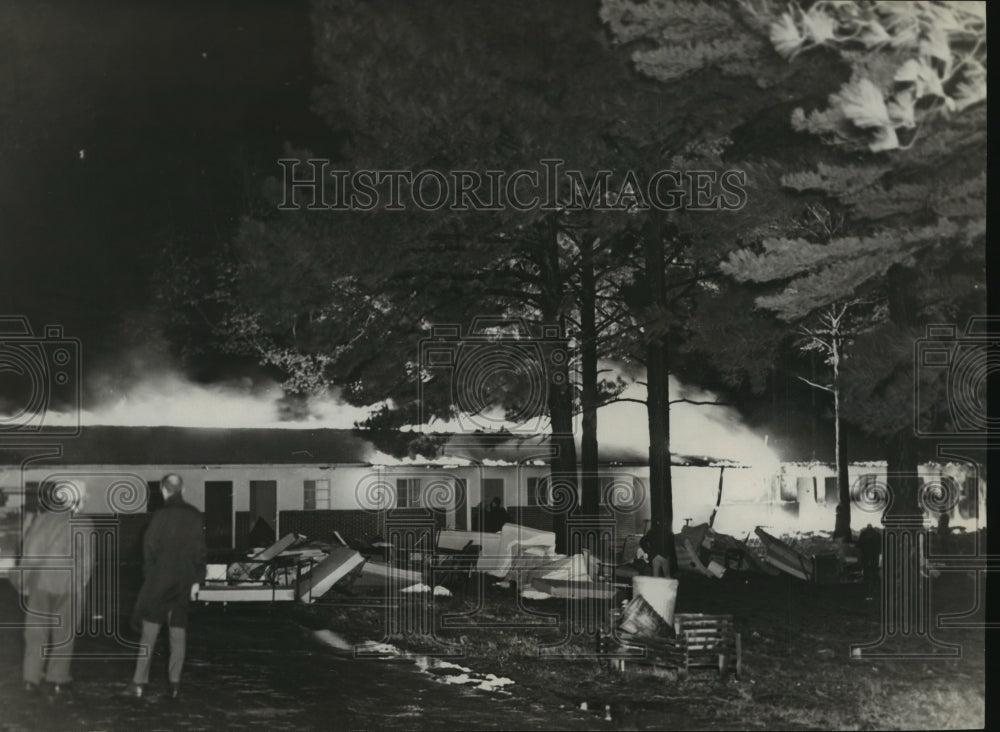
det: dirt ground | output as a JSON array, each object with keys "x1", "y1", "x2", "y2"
[{"x1": 0, "y1": 567, "x2": 989, "y2": 731}]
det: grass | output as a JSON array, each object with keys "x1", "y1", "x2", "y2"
[{"x1": 297, "y1": 570, "x2": 986, "y2": 730}]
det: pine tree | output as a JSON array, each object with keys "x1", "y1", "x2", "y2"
[{"x1": 719, "y1": 0, "x2": 987, "y2": 516}]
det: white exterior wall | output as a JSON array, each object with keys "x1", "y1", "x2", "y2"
[
  {"x1": 3, "y1": 459, "x2": 985, "y2": 538},
  {"x1": 9, "y1": 464, "x2": 378, "y2": 515}
]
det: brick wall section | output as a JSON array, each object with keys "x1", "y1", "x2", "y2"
[
  {"x1": 279, "y1": 509, "x2": 445, "y2": 543},
  {"x1": 467, "y1": 506, "x2": 644, "y2": 535},
  {"x1": 507, "y1": 506, "x2": 554, "y2": 531},
  {"x1": 235, "y1": 511, "x2": 251, "y2": 550}
]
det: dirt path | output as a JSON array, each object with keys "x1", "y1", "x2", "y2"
[{"x1": 0, "y1": 586, "x2": 600, "y2": 731}]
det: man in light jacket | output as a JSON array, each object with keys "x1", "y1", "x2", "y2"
[{"x1": 19, "y1": 481, "x2": 93, "y2": 697}]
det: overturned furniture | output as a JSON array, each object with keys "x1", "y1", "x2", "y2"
[
  {"x1": 198, "y1": 534, "x2": 366, "y2": 605},
  {"x1": 598, "y1": 597, "x2": 742, "y2": 679}
]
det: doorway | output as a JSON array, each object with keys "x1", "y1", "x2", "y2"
[
  {"x1": 204, "y1": 481, "x2": 233, "y2": 550},
  {"x1": 249, "y1": 480, "x2": 278, "y2": 546}
]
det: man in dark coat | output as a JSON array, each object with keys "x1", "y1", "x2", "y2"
[
  {"x1": 127, "y1": 474, "x2": 206, "y2": 698},
  {"x1": 484, "y1": 497, "x2": 511, "y2": 533}
]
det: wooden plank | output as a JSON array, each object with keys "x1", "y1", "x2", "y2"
[
  {"x1": 297, "y1": 547, "x2": 366, "y2": 603},
  {"x1": 199, "y1": 586, "x2": 296, "y2": 603},
  {"x1": 530, "y1": 577, "x2": 618, "y2": 600},
  {"x1": 357, "y1": 560, "x2": 423, "y2": 584},
  {"x1": 252, "y1": 533, "x2": 300, "y2": 562},
  {"x1": 754, "y1": 527, "x2": 813, "y2": 580}
]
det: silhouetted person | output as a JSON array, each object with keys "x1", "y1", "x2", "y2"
[
  {"x1": 19, "y1": 481, "x2": 93, "y2": 697},
  {"x1": 936, "y1": 512, "x2": 953, "y2": 554},
  {"x1": 127, "y1": 474, "x2": 206, "y2": 699},
  {"x1": 484, "y1": 497, "x2": 510, "y2": 533},
  {"x1": 857, "y1": 523, "x2": 881, "y2": 601},
  {"x1": 640, "y1": 521, "x2": 672, "y2": 578}
]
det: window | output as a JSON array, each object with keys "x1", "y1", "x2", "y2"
[
  {"x1": 823, "y1": 477, "x2": 838, "y2": 505},
  {"x1": 396, "y1": 478, "x2": 421, "y2": 508},
  {"x1": 959, "y1": 475, "x2": 978, "y2": 520},
  {"x1": 304, "y1": 479, "x2": 330, "y2": 510},
  {"x1": 25, "y1": 482, "x2": 39, "y2": 513},
  {"x1": 527, "y1": 476, "x2": 549, "y2": 507},
  {"x1": 482, "y1": 478, "x2": 504, "y2": 506},
  {"x1": 783, "y1": 477, "x2": 805, "y2": 502}
]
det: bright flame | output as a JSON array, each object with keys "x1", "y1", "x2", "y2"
[
  {"x1": 598, "y1": 376, "x2": 781, "y2": 469},
  {"x1": 31, "y1": 373, "x2": 377, "y2": 429},
  {"x1": 14, "y1": 361, "x2": 778, "y2": 468}
]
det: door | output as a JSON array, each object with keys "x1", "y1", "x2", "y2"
[
  {"x1": 454, "y1": 479, "x2": 467, "y2": 531},
  {"x1": 249, "y1": 480, "x2": 278, "y2": 546},
  {"x1": 204, "y1": 481, "x2": 233, "y2": 550},
  {"x1": 146, "y1": 480, "x2": 164, "y2": 512},
  {"x1": 483, "y1": 478, "x2": 504, "y2": 506}
]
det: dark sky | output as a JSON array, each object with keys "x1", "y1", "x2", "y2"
[
  {"x1": 0, "y1": 0, "x2": 867, "y2": 461},
  {"x1": 2, "y1": 0, "x2": 319, "y2": 365}
]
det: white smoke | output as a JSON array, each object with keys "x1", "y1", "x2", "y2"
[
  {"x1": 35, "y1": 372, "x2": 377, "y2": 429},
  {"x1": 596, "y1": 374, "x2": 781, "y2": 468},
  {"x1": 18, "y1": 355, "x2": 778, "y2": 467},
  {"x1": 411, "y1": 364, "x2": 779, "y2": 467}
]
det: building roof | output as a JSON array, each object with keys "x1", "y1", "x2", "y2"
[
  {"x1": 0, "y1": 427, "x2": 379, "y2": 466},
  {"x1": 0, "y1": 426, "x2": 734, "y2": 468}
]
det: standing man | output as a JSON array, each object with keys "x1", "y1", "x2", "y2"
[
  {"x1": 19, "y1": 481, "x2": 94, "y2": 697},
  {"x1": 640, "y1": 520, "x2": 673, "y2": 578},
  {"x1": 857, "y1": 523, "x2": 881, "y2": 601},
  {"x1": 484, "y1": 497, "x2": 511, "y2": 533},
  {"x1": 127, "y1": 474, "x2": 205, "y2": 699}
]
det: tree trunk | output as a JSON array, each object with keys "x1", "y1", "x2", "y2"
[
  {"x1": 832, "y1": 333, "x2": 851, "y2": 539},
  {"x1": 580, "y1": 235, "x2": 600, "y2": 520},
  {"x1": 547, "y1": 358, "x2": 577, "y2": 554},
  {"x1": 885, "y1": 264, "x2": 921, "y2": 517},
  {"x1": 538, "y1": 217, "x2": 577, "y2": 554},
  {"x1": 643, "y1": 219, "x2": 678, "y2": 574},
  {"x1": 834, "y1": 424, "x2": 851, "y2": 537}
]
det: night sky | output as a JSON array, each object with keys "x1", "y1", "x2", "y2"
[
  {"x1": 2, "y1": 0, "x2": 319, "y2": 372},
  {"x1": 0, "y1": 1, "x2": 859, "y2": 461},
  {"x1": 4, "y1": 1, "x2": 977, "y2": 465}
]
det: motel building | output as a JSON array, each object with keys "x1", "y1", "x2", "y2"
[{"x1": 0, "y1": 427, "x2": 986, "y2": 574}]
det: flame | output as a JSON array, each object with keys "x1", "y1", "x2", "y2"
[
  {"x1": 11, "y1": 360, "x2": 778, "y2": 469},
  {"x1": 30, "y1": 372, "x2": 376, "y2": 430},
  {"x1": 598, "y1": 375, "x2": 781, "y2": 469}
]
